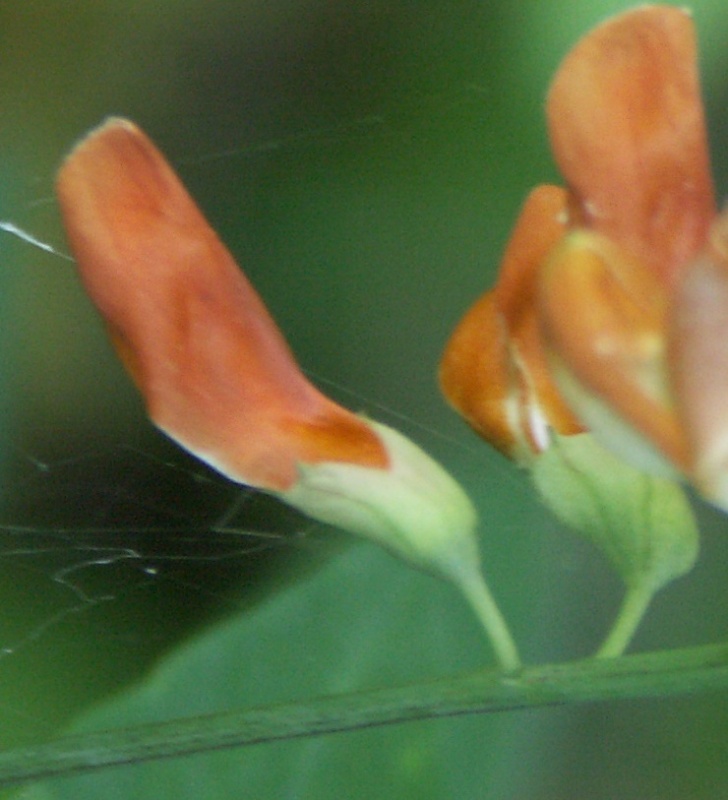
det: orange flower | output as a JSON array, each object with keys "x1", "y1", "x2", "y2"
[
  {"x1": 57, "y1": 117, "x2": 523, "y2": 669},
  {"x1": 441, "y1": 6, "x2": 728, "y2": 508},
  {"x1": 57, "y1": 119, "x2": 494, "y2": 602},
  {"x1": 57, "y1": 118, "x2": 388, "y2": 494}
]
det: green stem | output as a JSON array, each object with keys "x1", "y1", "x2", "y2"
[
  {"x1": 3, "y1": 642, "x2": 728, "y2": 789},
  {"x1": 595, "y1": 582, "x2": 656, "y2": 659},
  {"x1": 458, "y1": 569, "x2": 521, "y2": 672}
]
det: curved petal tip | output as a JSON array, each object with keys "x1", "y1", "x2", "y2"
[{"x1": 57, "y1": 117, "x2": 387, "y2": 490}]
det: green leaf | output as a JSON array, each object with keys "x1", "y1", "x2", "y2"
[{"x1": 18, "y1": 545, "x2": 542, "y2": 800}]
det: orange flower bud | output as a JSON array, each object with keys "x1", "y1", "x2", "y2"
[
  {"x1": 57, "y1": 118, "x2": 386, "y2": 493},
  {"x1": 56, "y1": 119, "x2": 524, "y2": 671}
]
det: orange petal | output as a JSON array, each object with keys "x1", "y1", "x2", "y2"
[
  {"x1": 440, "y1": 290, "x2": 524, "y2": 457},
  {"x1": 669, "y1": 210, "x2": 728, "y2": 507},
  {"x1": 547, "y1": 6, "x2": 714, "y2": 286},
  {"x1": 540, "y1": 229, "x2": 688, "y2": 474},
  {"x1": 57, "y1": 118, "x2": 386, "y2": 490},
  {"x1": 440, "y1": 186, "x2": 581, "y2": 459}
]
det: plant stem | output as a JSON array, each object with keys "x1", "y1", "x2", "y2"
[
  {"x1": 595, "y1": 583, "x2": 656, "y2": 658},
  {"x1": 2, "y1": 642, "x2": 728, "y2": 789},
  {"x1": 458, "y1": 569, "x2": 521, "y2": 671}
]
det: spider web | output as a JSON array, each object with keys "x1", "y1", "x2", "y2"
[
  {"x1": 0, "y1": 429, "x2": 348, "y2": 747},
  {"x1": 0, "y1": 437, "x2": 328, "y2": 657}
]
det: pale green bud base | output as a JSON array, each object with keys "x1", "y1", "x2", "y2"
[
  {"x1": 531, "y1": 432, "x2": 700, "y2": 658},
  {"x1": 279, "y1": 419, "x2": 521, "y2": 671}
]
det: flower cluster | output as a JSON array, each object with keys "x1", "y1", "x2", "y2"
[{"x1": 56, "y1": 5, "x2": 720, "y2": 662}]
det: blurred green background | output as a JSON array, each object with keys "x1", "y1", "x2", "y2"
[{"x1": 3, "y1": 1, "x2": 728, "y2": 798}]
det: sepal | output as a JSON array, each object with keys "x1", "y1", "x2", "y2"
[
  {"x1": 279, "y1": 419, "x2": 480, "y2": 583},
  {"x1": 531, "y1": 432, "x2": 698, "y2": 597}
]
